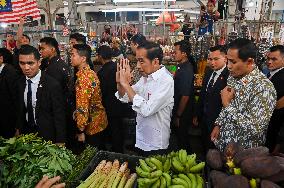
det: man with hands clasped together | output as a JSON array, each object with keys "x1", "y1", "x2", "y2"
[
  {"x1": 115, "y1": 41, "x2": 174, "y2": 157},
  {"x1": 210, "y1": 38, "x2": 277, "y2": 151}
]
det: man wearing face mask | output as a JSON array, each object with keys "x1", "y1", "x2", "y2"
[
  {"x1": 210, "y1": 38, "x2": 277, "y2": 151},
  {"x1": 115, "y1": 41, "x2": 174, "y2": 156}
]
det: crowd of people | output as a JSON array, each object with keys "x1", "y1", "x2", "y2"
[{"x1": 1, "y1": 19, "x2": 284, "y2": 165}]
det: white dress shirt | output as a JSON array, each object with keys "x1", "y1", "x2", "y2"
[
  {"x1": 24, "y1": 70, "x2": 41, "y2": 122},
  {"x1": 115, "y1": 66, "x2": 174, "y2": 151},
  {"x1": 206, "y1": 65, "x2": 226, "y2": 88},
  {"x1": 0, "y1": 63, "x2": 5, "y2": 74},
  {"x1": 269, "y1": 67, "x2": 284, "y2": 79}
]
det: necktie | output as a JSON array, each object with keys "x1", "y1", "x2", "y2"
[
  {"x1": 27, "y1": 79, "x2": 35, "y2": 127},
  {"x1": 267, "y1": 72, "x2": 271, "y2": 79},
  {"x1": 206, "y1": 72, "x2": 217, "y2": 91}
]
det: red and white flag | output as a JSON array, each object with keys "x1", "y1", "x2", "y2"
[{"x1": 0, "y1": 0, "x2": 41, "y2": 24}]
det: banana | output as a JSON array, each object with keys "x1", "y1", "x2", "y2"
[
  {"x1": 187, "y1": 154, "x2": 197, "y2": 167},
  {"x1": 150, "y1": 157, "x2": 163, "y2": 171},
  {"x1": 162, "y1": 172, "x2": 172, "y2": 186},
  {"x1": 149, "y1": 170, "x2": 163, "y2": 178},
  {"x1": 160, "y1": 175, "x2": 167, "y2": 188},
  {"x1": 249, "y1": 178, "x2": 257, "y2": 188},
  {"x1": 168, "y1": 185, "x2": 185, "y2": 188},
  {"x1": 178, "y1": 150, "x2": 183, "y2": 163},
  {"x1": 178, "y1": 174, "x2": 192, "y2": 188},
  {"x1": 189, "y1": 162, "x2": 205, "y2": 173},
  {"x1": 139, "y1": 159, "x2": 152, "y2": 172},
  {"x1": 163, "y1": 158, "x2": 171, "y2": 172},
  {"x1": 136, "y1": 166, "x2": 150, "y2": 178},
  {"x1": 145, "y1": 158, "x2": 157, "y2": 170},
  {"x1": 180, "y1": 150, "x2": 188, "y2": 165},
  {"x1": 151, "y1": 178, "x2": 161, "y2": 188},
  {"x1": 137, "y1": 177, "x2": 159, "y2": 188},
  {"x1": 196, "y1": 174, "x2": 204, "y2": 188},
  {"x1": 172, "y1": 157, "x2": 185, "y2": 173},
  {"x1": 187, "y1": 173, "x2": 197, "y2": 188},
  {"x1": 172, "y1": 177, "x2": 188, "y2": 188}
]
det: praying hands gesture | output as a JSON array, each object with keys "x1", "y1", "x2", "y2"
[
  {"x1": 116, "y1": 58, "x2": 133, "y2": 87},
  {"x1": 116, "y1": 58, "x2": 136, "y2": 101}
]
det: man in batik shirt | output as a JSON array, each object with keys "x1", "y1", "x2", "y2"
[
  {"x1": 70, "y1": 44, "x2": 107, "y2": 150},
  {"x1": 211, "y1": 38, "x2": 277, "y2": 151}
]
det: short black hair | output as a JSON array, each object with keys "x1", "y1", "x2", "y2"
[
  {"x1": 40, "y1": 37, "x2": 60, "y2": 55},
  {"x1": 138, "y1": 41, "x2": 163, "y2": 63},
  {"x1": 130, "y1": 34, "x2": 146, "y2": 46},
  {"x1": 174, "y1": 40, "x2": 192, "y2": 58},
  {"x1": 73, "y1": 44, "x2": 94, "y2": 70},
  {"x1": 228, "y1": 38, "x2": 257, "y2": 61},
  {"x1": 209, "y1": 45, "x2": 227, "y2": 54},
  {"x1": 22, "y1": 34, "x2": 30, "y2": 42},
  {"x1": 0, "y1": 48, "x2": 13, "y2": 64},
  {"x1": 70, "y1": 33, "x2": 86, "y2": 44},
  {"x1": 269, "y1": 45, "x2": 284, "y2": 55},
  {"x1": 97, "y1": 45, "x2": 112, "y2": 60},
  {"x1": 19, "y1": 45, "x2": 41, "y2": 61}
]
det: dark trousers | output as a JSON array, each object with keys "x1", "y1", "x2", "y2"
[
  {"x1": 105, "y1": 116, "x2": 124, "y2": 153},
  {"x1": 171, "y1": 115, "x2": 191, "y2": 151},
  {"x1": 136, "y1": 147, "x2": 169, "y2": 157},
  {"x1": 200, "y1": 117, "x2": 216, "y2": 155},
  {"x1": 266, "y1": 120, "x2": 282, "y2": 152}
]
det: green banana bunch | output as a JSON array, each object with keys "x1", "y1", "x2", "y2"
[{"x1": 137, "y1": 150, "x2": 206, "y2": 188}]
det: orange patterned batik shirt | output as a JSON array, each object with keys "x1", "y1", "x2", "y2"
[{"x1": 75, "y1": 65, "x2": 108, "y2": 135}]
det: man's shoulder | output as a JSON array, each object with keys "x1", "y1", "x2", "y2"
[{"x1": 41, "y1": 73, "x2": 61, "y2": 89}]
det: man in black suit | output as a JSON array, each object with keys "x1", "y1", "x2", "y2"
[
  {"x1": 265, "y1": 45, "x2": 284, "y2": 153},
  {"x1": 193, "y1": 45, "x2": 229, "y2": 155},
  {"x1": 39, "y1": 37, "x2": 73, "y2": 147},
  {"x1": 97, "y1": 45, "x2": 132, "y2": 153},
  {"x1": 0, "y1": 48, "x2": 19, "y2": 138},
  {"x1": 16, "y1": 45, "x2": 66, "y2": 144}
]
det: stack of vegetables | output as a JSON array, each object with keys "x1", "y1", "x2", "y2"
[
  {"x1": 65, "y1": 145, "x2": 98, "y2": 187},
  {"x1": 77, "y1": 159, "x2": 137, "y2": 188},
  {"x1": 207, "y1": 142, "x2": 284, "y2": 188},
  {"x1": 0, "y1": 134, "x2": 75, "y2": 188},
  {"x1": 136, "y1": 149, "x2": 206, "y2": 188}
]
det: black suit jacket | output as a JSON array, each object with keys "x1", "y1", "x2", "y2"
[
  {"x1": 196, "y1": 67, "x2": 229, "y2": 130},
  {"x1": 16, "y1": 72, "x2": 66, "y2": 143},
  {"x1": 270, "y1": 68, "x2": 284, "y2": 132},
  {"x1": 97, "y1": 61, "x2": 132, "y2": 117},
  {"x1": 42, "y1": 56, "x2": 70, "y2": 100},
  {"x1": 0, "y1": 64, "x2": 19, "y2": 138}
]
